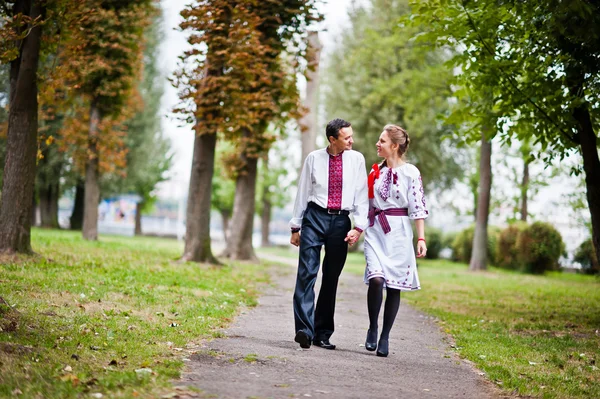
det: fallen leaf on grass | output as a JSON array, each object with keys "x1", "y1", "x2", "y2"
[{"x1": 59, "y1": 373, "x2": 79, "y2": 386}]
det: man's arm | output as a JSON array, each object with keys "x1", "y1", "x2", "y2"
[{"x1": 289, "y1": 154, "x2": 312, "y2": 246}]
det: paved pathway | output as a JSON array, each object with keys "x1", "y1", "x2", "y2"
[{"x1": 175, "y1": 253, "x2": 503, "y2": 399}]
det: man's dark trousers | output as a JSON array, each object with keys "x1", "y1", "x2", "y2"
[{"x1": 293, "y1": 203, "x2": 351, "y2": 341}]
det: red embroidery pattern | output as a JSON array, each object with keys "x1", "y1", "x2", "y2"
[{"x1": 327, "y1": 153, "x2": 343, "y2": 209}]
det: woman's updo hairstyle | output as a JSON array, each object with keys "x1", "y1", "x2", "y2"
[{"x1": 383, "y1": 124, "x2": 410, "y2": 157}]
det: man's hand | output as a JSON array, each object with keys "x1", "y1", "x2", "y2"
[
  {"x1": 345, "y1": 229, "x2": 361, "y2": 246},
  {"x1": 290, "y1": 232, "x2": 300, "y2": 247},
  {"x1": 416, "y1": 240, "x2": 427, "y2": 258}
]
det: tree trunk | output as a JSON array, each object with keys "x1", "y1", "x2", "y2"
[
  {"x1": 134, "y1": 201, "x2": 142, "y2": 236},
  {"x1": 574, "y1": 105, "x2": 600, "y2": 265},
  {"x1": 220, "y1": 209, "x2": 230, "y2": 244},
  {"x1": 520, "y1": 156, "x2": 529, "y2": 221},
  {"x1": 469, "y1": 132, "x2": 492, "y2": 271},
  {"x1": 70, "y1": 179, "x2": 85, "y2": 230},
  {"x1": 37, "y1": 149, "x2": 61, "y2": 228},
  {"x1": 181, "y1": 132, "x2": 218, "y2": 263},
  {"x1": 261, "y1": 184, "x2": 272, "y2": 247},
  {"x1": 39, "y1": 180, "x2": 60, "y2": 228},
  {"x1": 223, "y1": 154, "x2": 258, "y2": 261},
  {"x1": 299, "y1": 31, "x2": 322, "y2": 165},
  {"x1": 0, "y1": 0, "x2": 43, "y2": 254},
  {"x1": 82, "y1": 102, "x2": 101, "y2": 240}
]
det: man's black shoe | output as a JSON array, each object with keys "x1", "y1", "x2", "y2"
[
  {"x1": 294, "y1": 331, "x2": 311, "y2": 348},
  {"x1": 313, "y1": 339, "x2": 336, "y2": 350}
]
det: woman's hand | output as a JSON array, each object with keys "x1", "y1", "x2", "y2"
[
  {"x1": 416, "y1": 240, "x2": 427, "y2": 258},
  {"x1": 345, "y1": 229, "x2": 362, "y2": 246}
]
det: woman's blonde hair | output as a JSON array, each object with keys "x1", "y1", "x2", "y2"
[{"x1": 383, "y1": 124, "x2": 410, "y2": 157}]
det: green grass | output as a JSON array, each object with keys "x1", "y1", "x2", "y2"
[
  {"x1": 259, "y1": 246, "x2": 600, "y2": 399},
  {"x1": 0, "y1": 229, "x2": 270, "y2": 398}
]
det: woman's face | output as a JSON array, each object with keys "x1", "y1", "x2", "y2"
[{"x1": 376, "y1": 131, "x2": 397, "y2": 159}]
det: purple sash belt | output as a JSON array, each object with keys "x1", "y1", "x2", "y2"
[{"x1": 368, "y1": 207, "x2": 408, "y2": 234}]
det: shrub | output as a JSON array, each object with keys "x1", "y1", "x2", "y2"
[
  {"x1": 424, "y1": 227, "x2": 443, "y2": 259},
  {"x1": 516, "y1": 221, "x2": 565, "y2": 274},
  {"x1": 410, "y1": 226, "x2": 443, "y2": 259},
  {"x1": 496, "y1": 222, "x2": 528, "y2": 270},
  {"x1": 451, "y1": 225, "x2": 499, "y2": 264},
  {"x1": 451, "y1": 226, "x2": 474, "y2": 263},
  {"x1": 574, "y1": 238, "x2": 599, "y2": 275}
]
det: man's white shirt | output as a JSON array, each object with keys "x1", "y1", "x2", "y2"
[{"x1": 289, "y1": 148, "x2": 369, "y2": 231}]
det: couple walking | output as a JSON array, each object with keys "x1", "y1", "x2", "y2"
[{"x1": 289, "y1": 118, "x2": 428, "y2": 357}]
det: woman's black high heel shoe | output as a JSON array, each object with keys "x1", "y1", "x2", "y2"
[
  {"x1": 365, "y1": 329, "x2": 377, "y2": 351},
  {"x1": 376, "y1": 339, "x2": 389, "y2": 357}
]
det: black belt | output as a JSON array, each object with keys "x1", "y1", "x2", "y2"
[{"x1": 308, "y1": 201, "x2": 350, "y2": 216}]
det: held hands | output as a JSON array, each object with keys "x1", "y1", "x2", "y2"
[
  {"x1": 416, "y1": 239, "x2": 427, "y2": 258},
  {"x1": 345, "y1": 229, "x2": 362, "y2": 246},
  {"x1": 290, "y1": 232, "x2": 300, "y2": 247}
]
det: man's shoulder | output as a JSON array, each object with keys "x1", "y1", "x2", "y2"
[
  {"x1": 345, "y1": 149, "x2": 366, "y2": 161},
  {"x1": 307, "y1": 148, "x2": 327, "y2": 158}
]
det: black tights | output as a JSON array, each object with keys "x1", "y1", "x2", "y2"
[{"x1": 367, "y1": 277, "x2": 400, "y2": 340}]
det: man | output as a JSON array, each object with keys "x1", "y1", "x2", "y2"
[{"x1": 290, "y1": 118, "x2": 369, "y2": 350}]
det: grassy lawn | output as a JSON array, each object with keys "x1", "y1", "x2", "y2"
[
  {"x1": 0, "y1": 229, "x2": 271, "y2": 398},
  {"x1": 260, "y1": 246, "x2": 600, "y2": 399}
]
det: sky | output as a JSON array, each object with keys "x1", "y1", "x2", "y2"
[{"x1": 157, "y1": 0, "x2": 357, "y2": 197}]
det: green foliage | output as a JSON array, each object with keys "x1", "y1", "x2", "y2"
[
  {"x1": 425, "y1": 228, "x2": 443, "y2": 259},
  {"x1": 414, "y1": 226, "x2": 443, "y2": 259},
  {"x1": 573, "y1": 238, "x2": 598, "y2": 275},
  {"x1": 255, "y1": 141, "x2": 292, "y2": 216},
  {"x1": 409, "y1": 0, "x2": 600, "y2": 162},
  {"x1": 451, "y1": 225, "x2": 499, "y2": 265},
  {"x1": 495, "y1": 222, "x2": 528, "y2": 270},
  {"x1": 516, "y1": 222, "x2": 565, "y2": 274},
  {"x1": 323, "y1": 0, "x2": 465, "y2": 191},
  {"x1": 102, "y1": 7, "x2": 171, "y2": 209}
]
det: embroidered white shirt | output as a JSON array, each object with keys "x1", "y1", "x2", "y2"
[{"x1": 289, "y1": 148, "x2": 369, "y2": 230}]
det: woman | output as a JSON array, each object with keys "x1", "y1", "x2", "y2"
[{"x1": 363, "y1": 124, "x2": 428, "y2": 357}]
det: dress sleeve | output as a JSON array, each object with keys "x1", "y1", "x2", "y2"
[
  {"x1": 352, "y1": 154, "x2": 369, "y2": 231},
  {"x1": 289, "y1": 154, "x2": 313, "y2": 229},
  {"x1": 408, "y1": 171, "x2": 429, "y2": 220}
]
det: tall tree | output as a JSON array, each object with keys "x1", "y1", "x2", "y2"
[
  {"x1": 101, "y1": 8, "x2": 171, "y2": 236},
  {"x1": 299, "y1": 31, "x2": 322, "y2": 164},
  {"x1": 175, "y1": 1, "x2": 320, "y2": 262},
  {"x1": 0, "y1": 0, "x2": 44, "y2": 253},
  {"x1": 469, "y1": 131, "x2": 492, "y2": 271},
  {"x1": 411, "y1": 0, "x2": 600, "y2": 263},
  {"x1": 61, "y1": 0, "x2": 153, "y2": 240},
  {"x1": 222, "y1": 1, "x2": 321, "y2": 261}
]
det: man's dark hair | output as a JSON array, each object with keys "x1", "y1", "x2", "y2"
[{"x1": 326, "y1": 118, "x2": 351, "y2": 140}]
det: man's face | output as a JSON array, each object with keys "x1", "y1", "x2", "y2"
[{"x1": 330, "y1": 126, "x2": 354, "y2": 152}]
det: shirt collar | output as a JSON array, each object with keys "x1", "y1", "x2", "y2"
[{"x1": 326, "y1": 146, "x2": 344, "y2": 158}]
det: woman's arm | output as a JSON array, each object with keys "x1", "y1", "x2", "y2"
[{"x1": 415, "y1": 218, "x2": 427, "y2": 258}]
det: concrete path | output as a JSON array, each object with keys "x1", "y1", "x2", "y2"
[{"x1": 175, "y1": 253, "x2": 504, "y2": 399}]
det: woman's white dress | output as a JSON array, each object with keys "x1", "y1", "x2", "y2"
[{"x1": 363, "y1": 163, "x2": 429, "y2": 290}]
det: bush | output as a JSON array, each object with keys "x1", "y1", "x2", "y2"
[
  {"x1": 451, "y1": 226, "x2": 474, "y2": 263},
  {"x1": 451, "y1": 225, "x2": 500, "y2": 264},
  {"x1": 424, "y1": 227, "x2": 443, "y2": 259},
  {"x1": 410, "y1": 226, "x2": 443, "y2": 259},
  {"x1": 574, "y1": 238, "x2": 599, "y2": 275},
  {"x1": 496, "y1": 222, "x2": 528, "y2": 270},
  {"x1": 516, "y1": 221, "x2": 565, "y2": 274}
]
